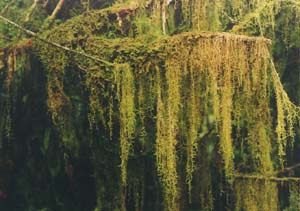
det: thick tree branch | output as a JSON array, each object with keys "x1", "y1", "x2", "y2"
[{"x1": 0, "y1": 14, "x2": 114, "y2": 66}]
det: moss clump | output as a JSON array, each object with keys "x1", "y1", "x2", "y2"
[
  {"x1": 25, "y1": 2, "x2": 300, "y2": 208},
  {"x1": 33, "y1": 27, "x2": 300, "y2": 210}
]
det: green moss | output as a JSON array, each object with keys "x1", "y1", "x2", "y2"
[{"x1": 2, "y1": 1, "x2": 300, "y2": 210}]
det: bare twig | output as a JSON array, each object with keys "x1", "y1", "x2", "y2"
[
  {"x1": 222, "y1": 11, "x2": 237, "y2": 24},
  {"x1": 42, "y1": 0, "x2": 49, "y2": 9},
  {"x1": 49, "y1": 0, "x2": 65, "y2": 20},
  {"x1": 161, "y1": 0, "x2": 167, "y2": 35}
]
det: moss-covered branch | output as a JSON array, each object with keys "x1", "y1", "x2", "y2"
[{"x1": 0, "y1": 14, "x2": 113, "y2": 66}]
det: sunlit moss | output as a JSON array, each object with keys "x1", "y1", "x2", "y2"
[
  {"x1": 155, "y1": 65, "x2": 179, "y2": 211},
  {"x1": 186, "y1": 68, "x2": 201, "y2": 201},
  {"x1": 33, "y1": 10, "x2": 300, "y2": 208},
  {"x1": 271, "y1": 61, "x2": 299, "y2": 166},
  {"x1": 2, "y1": 0, "x2": 300, "y2": 210},
  {"x1": 115, "y1": 63, "x2": 136, "y2": 186},
  {"x1": 235, "y1": 179, "x2": 278, "y2": 211}
]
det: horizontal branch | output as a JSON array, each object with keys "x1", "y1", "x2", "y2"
[
  {"x1": 0, "y1": 14, "x2": 114, "y2": 66},
  {"x1": 234, "y1": 173, "x2": 300, "y2": 183}
]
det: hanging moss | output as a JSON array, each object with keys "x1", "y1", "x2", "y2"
[
  {"x1": 0, "y1": 1, "x2": 294, "y2": 208},
  {"x1": 284, "y1": 183, "x2": 300, "y2": 211},
  {"x1": 235, "y1": 179, "x2": 278, "y2": 211},
  {"x1": 2, "y1": 0, "x2": 300, "y2": 210},
  {"x1": 175, "y1": 0, "x2": 288, "y2": 34},
  {"x1": 32, "y1": 27, "x2": 300, "y2": 210},
  {"x1": 185, "y1": 67, "x2": 201, "y2": 201},
  {"x1": 155, "y1": 60, "x2": 180, "y2": 211},
  {"x1": 115, "y1": 63, "x2": 136, "y2": 186},
  {"x1": 0, "y1": 41, "x2": 32, "y2": 146},
  {"x1": 271, "y1": 61, "x2": 299, "y2": 165}
]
